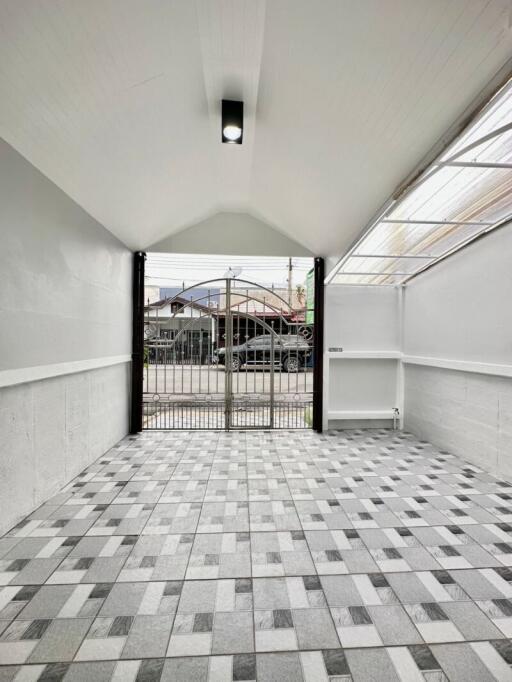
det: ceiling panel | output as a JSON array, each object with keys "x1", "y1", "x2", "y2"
[{"x1": 0, "y1": 0, "x2": 511, "y2": 255}]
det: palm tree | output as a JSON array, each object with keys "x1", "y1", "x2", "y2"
[{"x1": 296, "y1": 284, "x2": 306, "y2": 306}]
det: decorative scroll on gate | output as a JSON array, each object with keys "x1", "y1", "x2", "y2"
[{"x1": 142, "y1": 278, "x2": 314, "y2": 430}]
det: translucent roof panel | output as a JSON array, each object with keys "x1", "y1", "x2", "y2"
[
  {"x1": 450, "y1": 127, "x2": 512, "y2": 164},
  {"x1": 329, "y1": 77, "x2": 512, "y2": 286},
  {"x1": 390, "y1": 166, "x2": 512, "y2": 225},
  {"x1": 342, "y1": 256, "x2": 434, "y2": 276},
  {"x1": 441, "y1": 80, "x2": 512, "y2": 162},
  {"x1": 331, "y1": 273, "x2": 406, "y2": 286},
  {"x1": 352, "y1": 221, "x2": 486, "y2": 259}
]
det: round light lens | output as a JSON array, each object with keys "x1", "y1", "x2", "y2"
[{"x1": 223, "y1": 125, "x2": 242, "y2": 141}]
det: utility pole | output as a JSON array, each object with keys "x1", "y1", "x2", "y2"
[{"x1": 287, "y1": 257, "x2": 293, "y2": 309}]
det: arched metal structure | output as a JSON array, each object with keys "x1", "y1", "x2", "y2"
[{"x1": 142, "y1": 277, "x2": 314, "y2": 430}]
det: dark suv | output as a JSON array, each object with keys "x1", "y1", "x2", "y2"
[{"x1": 215, "y1": 334, "x2": 311, "y2": 372}]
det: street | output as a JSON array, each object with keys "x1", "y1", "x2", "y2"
[{"x1": 143, "y1": 363, "x2": 313, "y2": 397}]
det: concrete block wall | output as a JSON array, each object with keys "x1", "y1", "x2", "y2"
[
  {"x1": 402, "y1": 225, "x2": 512, "y2": 477},
  {"x1": 405, "y1": 365, "x2": 512, "y2": 478},
  {"x1": 0, "y1": 363, "x2": 130, "y2": 535}
]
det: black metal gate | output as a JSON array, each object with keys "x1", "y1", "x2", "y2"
[{"x1": 142, "y1": 277, "x2": 314, "y2": 430}]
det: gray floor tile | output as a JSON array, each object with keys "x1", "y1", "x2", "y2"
[
  {"x1": 253, "y1": 578, "x2": 290, "y2": 610},
  {"x1": 99, "y1": 583, "x2": 147, "y2": 616},
  {"x1": 121, "y1": 615, "x2": 173, "y2": 659},
  {"x1": 320, "y1": 575, "x2": 366, "y2": 607},
  {"x1": 11, "y1": 559, "x2": 62, "y2": 585},
  {"x1": 345, "y1": 647, "x2": 400, "y2": 682},
  {"x1": 27, "y1": 618, "x2": 92, "y2": 663},
  {"x1": 385, "y1": 572, "x2": 436, "y2": 603},
  {"x1": 177, "y1": 581, "x2": 217, "y2": 613},
  {"x1": 63, "y1": 661, "x2": 116, "y2": 681},
  {"x1": 442, "y1": 601, "x2": 505, "y2": 641},
  {"x1": 430, "y1": 642, "x2": 497, "y2": 682},
  {"x1": 0, "y1": 668, "x2": 18, "y2": 682},
  {"x1": 161, "y1": 656, "x2": 209, "y2": 681},
  {"x1": 17, "y1": 585, "x2": 76, "y2": 619},
  {"x1": 368, "y1": 604, "x2": 423, "y2": 645},
  {"x1": 3, "y1": 428, "x2": 512, "y2": 681},
  {"x1": 212, "y1": 610, "x2": 254, "y2": 654},
  {"x1": 257, "y1": 652, "x2": 303, "y2": 682},
  {"x1": 292, "y1": 607, "x2": 340, "y2": 649}
]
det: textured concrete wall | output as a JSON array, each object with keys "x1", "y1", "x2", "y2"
[
  {"x1": 0, "y1": 363, "x2": 130, "y2": 535},
  {"x1": 405, "y1": 364, "x2": 512, "y2": 478},
  {"x1": 0, "y1": 138, "x2": 132, "y2": 533}
]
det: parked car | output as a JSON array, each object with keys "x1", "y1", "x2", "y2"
[{"x1": 214, "y1": 334, "x2": 311, "y2": 372}]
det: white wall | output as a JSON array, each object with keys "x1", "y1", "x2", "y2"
[
  {"x1": 403, "y1": 227, "x2": 512, "y2": 365},
  {"x1": 328, "y1": 359, "x2": 399, "y2": 409},
  {"x1": 0, "y1": 138, "x2": 132, "y2": 534},
  {"x1": 403, "y1": 226, "x2": 512, "y2": 476},
  {"x1": 148, "y1": 212, "x2": 313, "y2": 257},
  {"x1": 324, "y1": 286, "x2": 401, "y2": 428},
  {"x1": 0, "y1": 141, "x2": 132, "y2": 370},
  {"x1": 325, "y1": 286, "x2": 400, "y2": 351}
]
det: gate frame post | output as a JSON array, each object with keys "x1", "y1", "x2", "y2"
[
  {"x1": 130, "y1": 251, "x2": 146, "y2": 434},
  {"x1": 224, "y1": 278, "x2": 233, "y2": 431},
  {"x1": 312, "y1": 256, "x2": 325, "y2": 433}
]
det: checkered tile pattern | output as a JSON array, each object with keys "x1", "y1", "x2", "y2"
[{"x1": 1, "y1": 429, "x2": 512, "y2": 680}]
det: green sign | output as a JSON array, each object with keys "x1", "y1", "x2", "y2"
[{"x1": 305, "y1": 268, "x2": 314, "y2": 324}]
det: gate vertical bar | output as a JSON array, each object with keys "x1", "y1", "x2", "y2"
[
  {"x1": 130, "y1": 251, "x2": 146, "y2": 434},
  {"x1": 270, "y1": 331, "x2": 275, "y2": 428},
  {"x1": 312, "y1": 256, "x2": 325, "y2": 433},
  {"x1": 224, "y1": 278, "x2": 233, "y2": 431}
]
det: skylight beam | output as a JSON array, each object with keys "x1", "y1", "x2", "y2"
[
  {"x1": 380, "y1": 219, "x2": 494, "y2": 226},
  {"x1": 442, "y1": 120, "x2": 512, "y2": 164},
  {"x1": 439, "y1": 161, "x2": 512, "y2": 169},
  {"x1": 351, "y1": 254, "x2": 433, "y2": 259}
]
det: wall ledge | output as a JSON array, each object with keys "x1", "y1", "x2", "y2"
[
  {"x1": 326, "y1": 350, "x2": 401, "y2": 359},
  {"x1": 0, "y1": 355, "x2": 132, "y2": 388},
  {"x1": 402, "y1": 354, "x2": 512, "y2": 378},
  {"x1": 328, "y1": 409, "x2": 397, "y2": 420},
  {"x1": 325, "y1": 350, "x2": 512, "y2": 378}
]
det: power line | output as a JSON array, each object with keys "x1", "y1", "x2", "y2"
[{"x1": 146, "y1": 256, "x2": 312, "y2": 266}]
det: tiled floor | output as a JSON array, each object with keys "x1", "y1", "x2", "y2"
[{"x1": 1, "y1": 429, "x2": 512, "y2": 681}]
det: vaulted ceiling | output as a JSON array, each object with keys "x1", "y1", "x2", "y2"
[{"x1": 1, "y1": 0, "x2": 512, "y2": 257}]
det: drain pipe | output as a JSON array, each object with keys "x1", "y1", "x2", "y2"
[{"x1": 393, "y1": 407, "x2": 400, "y2": 430}]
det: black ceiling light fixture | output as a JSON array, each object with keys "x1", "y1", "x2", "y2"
[{"x1": 222, "y1": 99, "x2": 243, "y2": 144}]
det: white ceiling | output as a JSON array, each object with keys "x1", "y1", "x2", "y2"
[{"x1": 1, "y1": 0, "x2": 512, "y2": 257}]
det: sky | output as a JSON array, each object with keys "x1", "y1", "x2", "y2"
[{"x1": 146, "y1": 253, "x2": 313, "y2": 290}]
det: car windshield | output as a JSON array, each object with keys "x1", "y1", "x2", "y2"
[
  {"x1": 247, "y1": 336, "x2": 269, "y2": 346},
  {"x1": 246, "y1": 334, "x2": 305, "y2": 345},
  {"x1": 279, "y1": 335, "x2": 305, "y2": 344}
]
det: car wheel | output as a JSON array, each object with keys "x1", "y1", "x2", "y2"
[
  {"x1": 283, "y1": 356, "x2": 299, "y2": 372},
  {"x1": 231, "y1": 355, "x2": 241, "y2": 371}
]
